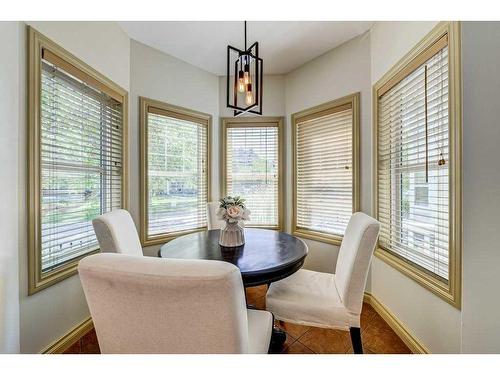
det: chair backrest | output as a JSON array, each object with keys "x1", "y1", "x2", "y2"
[
  {"x1": 92, "y1": 209, "x2": 143, "y2": 256},
  {"x1": 78, "y1": 253, "x2": 249, "y2": 353},
  {"x1": 334, "y1": 212, "x2": 380, "y2": 315},
  {"x1": 207, "y1": 201, "x2": 225, "y2": 229}
]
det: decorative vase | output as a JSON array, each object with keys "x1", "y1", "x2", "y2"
[{"x1": 219, "y1": 221, "x2": 245, "y2": 247}]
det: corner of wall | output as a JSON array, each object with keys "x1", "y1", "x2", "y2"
[{"x1": 0, "y1": 20, "x2": 23, "y2": 354}]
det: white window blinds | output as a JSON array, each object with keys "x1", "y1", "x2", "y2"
[
  {"x1": 295, "y1": 105, "x2": 354, "y2": 237},
  {"x1": 226, "y1": 125, "x2": 279, "y2": 227},
  {"x1": 377, "y1": 36, "x2": 450, "y2": 280},
  {"x1": 146, "y1": 110, "x2": 208, "y2": 238},
  {"x1": 40, "y1": 58, "x2": 123, "y2": 272}
]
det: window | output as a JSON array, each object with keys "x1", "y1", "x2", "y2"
[
  {"x1": 414, "y1": 233, "x2": 425, "y2": 248},
  {"x1": 140, "y1": 98, "x2": 210, "y2": 245},
  {"x1": 292, "y1": 93, "x2": 360, "y2": 245},
  {"x1": 28, "y1": 28, "x2": 128, "y2": 294},
  {"x1": 413, "y1": 172, "x2": 430, "y2": 206},
  {"x1": 222, "y1": 117, "x2": 283, "y2": 229},
  {"x1": 374, "y1": 22, "x2": 461, "y2": 307},
  {"x1": 414, "y1": 186, "x2": 429, "y2": 206}
]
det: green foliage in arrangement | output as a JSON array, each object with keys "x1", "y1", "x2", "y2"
[{"x1": 219, "y1": 196, "x2": 246, "y2": 209}]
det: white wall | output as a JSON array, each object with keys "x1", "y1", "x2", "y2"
[
  {"x1": 129, "y1": 40, "x2": 220, "y2": 257},
  {"x1": 369, "y1": 21, "x2": 461, "y2": 353},
  {"x1": 17, "y1": 21, "x2": 130, "y2": 353},
  {"x1": 284, "y1": 32, "x2": 372, "y2": 274},
  {"x1": 0, "y1": 21, "x2": 22, "y2": 354},
  {"x1": 461, "y1": 21, "x2": 500, "y2": 353}
]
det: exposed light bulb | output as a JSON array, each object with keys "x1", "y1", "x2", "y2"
[
  {"x1": 243, "y1": 62, "x2": 250, "y2": 84},
  {"x1": 238, "y1": 81, "x2": 245, "y2": 93},
  {"x1": 245, "y1": 90, "x2": 253, "y2": 105},
  {"x1": 237, "y1": 70, "x2": 245, "y2": 93},
  {"x1": 245, "y1": 83, "x2": 253, "y2": 105}
]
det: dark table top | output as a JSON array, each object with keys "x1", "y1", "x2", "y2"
[{"x1": 159, "y1": 228, "x2": 308, "y2": 286}]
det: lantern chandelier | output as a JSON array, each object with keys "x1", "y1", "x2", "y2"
[{"x1": 226, "y1": 21, "x2": 263, "y2": 116}]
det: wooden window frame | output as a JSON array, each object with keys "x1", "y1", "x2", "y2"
[
  {"x1": 27, "y1": 27, "x2": 129, "y2": 295},
  {"x1": 220, "y1": 116, "x2": 285, "y2": 231},
  {"x1": 372, "y1": 22, "x2": 462, "y2": 308},
  {"x1": 139, "y1": 97, "x2": 212, "y2": 246},
  {"x1": 292, "y1": 93, "x2": 360, "y2": 246}
]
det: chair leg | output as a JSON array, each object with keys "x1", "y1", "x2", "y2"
[
  {"x1": 349, "y1": 327, "x2": 363, "y2": 354},
  {"x1": 269, "y1": 326, "x2": 287, "y2": 353},
  {"x1": 268, "y1": 312, "x2": 286, "y2": 353}
]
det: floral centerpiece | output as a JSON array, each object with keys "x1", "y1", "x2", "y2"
[
  {"x1": 216, "y1": 196, "x2": 250, "y2": 247},
  {"x1": 216, "y1": 196, "x2": 251, "y2": 223}
]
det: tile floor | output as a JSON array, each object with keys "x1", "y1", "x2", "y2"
[{"x1": 64, "y1": 285, "x2": 411, "y2": 354}]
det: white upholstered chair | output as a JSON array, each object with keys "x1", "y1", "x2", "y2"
[
  {"x1": 266, "y1": 212, "x2": 380, "y2": 354},
  {"x1": 79, "y1": 253, "x2": 273, "y2": 353},
  {"x1": 206, "y1": 201, "x2": 245, "y2": 230},
  {"x1": 92, "y1": 209, "x2": 143, "y2": 256},
  {"x1": 207, "y1": 202, "x2": 225, "y2": 230}
]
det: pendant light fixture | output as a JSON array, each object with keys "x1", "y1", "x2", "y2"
[{"x1": 226, "y1": 21, "x2": 263, "y2": 116}]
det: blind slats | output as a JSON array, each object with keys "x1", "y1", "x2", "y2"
[
  {"x1": 40, "y1": 60, "x2": 123, "y2": 272},
  {"x1": 147, "y1": 112, "x2": 208, "y2": 237},
  {"x1": 296, "y1": 108, "x2": 353, "y2": 237},
  {"x1": 377, "y1": 43, "x2": 450, "y2": 280},
  {"x1": 226, "y1": 126, "x2": 279, "y2": 227}
]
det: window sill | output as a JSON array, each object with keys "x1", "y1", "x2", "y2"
[
  {"x1": 374, "y1": 246, "x2": 461, "y2": 309},
  {"x1": 246, "y1": 224, "x2": 282, "y2": 231},
  {"x1": 292, "y1": 228, "x2": 343, "y2": 246},
  {"x1": 29, "y1": 247, "x2": 100, "y2": 295},
  {"x1": 141, "y1": 227, "x2": 208, "y2": 247}
]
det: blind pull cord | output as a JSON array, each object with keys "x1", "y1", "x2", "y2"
[
  {"x1": 437, "y1": 51, "x2": 446, "y2": 167},
  {"x1": 424, "y1": 65, "x2": 429, "y2": 183},
  {"x1": 265, "y1": 129, "x2": 269, "y2": 185}
]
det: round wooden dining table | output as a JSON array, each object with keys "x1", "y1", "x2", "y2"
[
  {"x1": 158, "y1": 228, "x2": 308, "y2": 287},
  {"x1": 158, "y1": 228, "x2": 308, "y2": 352}
]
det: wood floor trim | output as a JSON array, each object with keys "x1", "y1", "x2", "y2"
[
  {"x1": 364, "y1": 292, "x2": 430, "y2": 354},
  {"x1": 41, "y1": 317, "x2": 93, "y2": 354}
]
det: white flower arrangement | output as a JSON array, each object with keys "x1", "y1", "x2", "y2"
[{"x1": 216, "y1": 196, "x2": 251, "y2": 223}]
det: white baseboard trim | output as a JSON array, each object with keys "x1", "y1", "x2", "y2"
[
  {"x1": 364, "y1": 292, "x2": 430, "y2": 354},
  {"x1": 41, "y1": 317, "x2": 93, "y2": 354}
]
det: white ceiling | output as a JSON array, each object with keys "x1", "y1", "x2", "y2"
[{"x1": 119, "y1": 21, "x2": 373, "y2": 75}]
